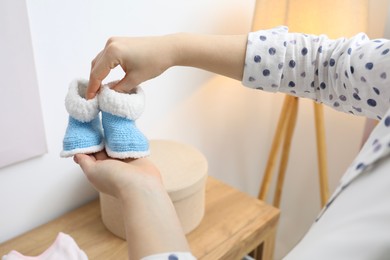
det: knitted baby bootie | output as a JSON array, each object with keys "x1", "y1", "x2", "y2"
[
  {"x1": 98, "y1": 85, "x2": 150, "y2": 159},
  {"x1": 60, "y1": 79, "x2": 104, "y2": 157}
]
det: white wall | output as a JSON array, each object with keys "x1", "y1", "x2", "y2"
[
  {"x1": 1, "y1": 0, "x2": 387, "y2": 259},
  {"x1": 368, "y1": 0, "x2": 390, "y2": 38},
  {"x1": 0, "y1": 1, "x2": 47, "y2": 169}
]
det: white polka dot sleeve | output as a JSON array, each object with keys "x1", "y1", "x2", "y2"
[
  {"x1": 242, "y1": 26, "x2": 390, "y2": 120},
  {"x1": 140, "y1": 252, "x2": 197, "y2": 260}
]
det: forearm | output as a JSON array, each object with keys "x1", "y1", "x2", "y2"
[
  {"x1": 119, "y1": 179, "x2": 190, "y2": 260},
  {"x1": 242, "y1": 26, "x2": 390, "y2": 119},
  {"x1": 171, "y1": 33, "x2": 248, "y2": 81}
]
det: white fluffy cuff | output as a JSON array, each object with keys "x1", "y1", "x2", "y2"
[
  {"x1": 98, "y1": 85, "x2": 145, "y2": 120},
  {"x1": 65, "y1": 79, "x2": 99, "y2": 122}
]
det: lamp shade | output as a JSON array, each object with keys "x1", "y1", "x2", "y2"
[
  {"x1": 384, "y1": 1, "x2": 390, "y2": 38},
  {"x1": 252, "y1": 0, "x2": 368, "y2": 37}
]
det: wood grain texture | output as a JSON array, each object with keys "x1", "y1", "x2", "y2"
[{"x1": 0, "y1": 177, "x2": 279, "y2": 260}]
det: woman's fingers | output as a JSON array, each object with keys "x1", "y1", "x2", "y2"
[{"x1": 87, "y1": 46, "x2": 120, "y2": 99}]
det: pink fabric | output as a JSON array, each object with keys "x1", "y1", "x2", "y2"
[{"x1": 2, "y1": 233, "x2": 88, "y2": 260}]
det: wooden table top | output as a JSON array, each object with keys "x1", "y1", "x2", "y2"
[{"x1": 0, "y1": 176, "x2": 279, "y2": 259}]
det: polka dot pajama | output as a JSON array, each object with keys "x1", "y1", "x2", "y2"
[
  {"x1": 244, "y1": 26, "x2": 390, "y2": 260},
  {"x1": 243, "y1": 26, "x2": 390, "y2": 120}
]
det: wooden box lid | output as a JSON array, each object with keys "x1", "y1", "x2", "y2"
[
  {"x1": 100, "y1": 139, "x2": 208, "y2": 238},
  {"x1": 149, "y1": 140, "x2": 208, "y2": 201}
]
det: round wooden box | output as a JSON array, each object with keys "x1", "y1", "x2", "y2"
[{"x1": 100, "y1": 139, "x2": 208, "y2": 239}]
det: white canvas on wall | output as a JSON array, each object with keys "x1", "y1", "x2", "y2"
[{"x1": 0, "y1": 1, "x2": 47, "y2": 168}]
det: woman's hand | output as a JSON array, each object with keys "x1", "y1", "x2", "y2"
[
  {"x1": 87, "y1": 35, "x2": 177, "y2": 99},
  {"x1": 74, "y1": 151, "x2": 162, "y2": 200},
  {"x1": 86, "y1": 33, "x2": 247, "y2": 99},
  {"x1": 74, "y1": 151, "x2": 191, "y2": 259}
]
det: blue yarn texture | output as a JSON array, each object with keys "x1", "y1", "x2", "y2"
[
  {"x1": 102, "y1": 111, "x2": 149, "y2": 158},
  {"x1": 62, "y1": 116, "x2": 104, "y2": 156}
]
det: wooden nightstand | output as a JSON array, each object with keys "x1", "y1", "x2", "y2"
[{"x1": 0, "y1": 176, "x2": 279, "y2": 260}]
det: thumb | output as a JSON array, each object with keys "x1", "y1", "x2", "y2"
[
  {"x1": 74, "y1": 154, "x2": 96, "y2": 175},
  {"x1": 112, "y1": 74, "x2": 140, "y2": 94}
]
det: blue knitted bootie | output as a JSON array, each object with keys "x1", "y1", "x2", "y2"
[
  {"x1": 99, "y1": 85, "x2": 149, "y2": 159},
  {"x1": 60, "y1": 79, "x2": 104, "y2": 157}
]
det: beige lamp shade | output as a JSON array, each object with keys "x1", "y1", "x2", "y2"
[
  {"x1": 100, "y1": 140, "x2": 208, "y2": 240},
  {"x1": 252, "y1": 0, "x2": 368, "y2": 37}
]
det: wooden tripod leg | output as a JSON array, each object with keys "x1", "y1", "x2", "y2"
[
  {"x1": 273, "y1": 97, "x2": 299, "y2": 208},
  {"x1": 258, "y1": 95, "x2": 293, "y2": 200},
  {"x1": 313, "y1": 102, "x2": 330, "y2": 207}
]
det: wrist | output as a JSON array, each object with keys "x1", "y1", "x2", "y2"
[
  {"x1": 117, "y1": 174, "x2": 165, "y2": 203},
  {"x1": 118, "y1": 175, "x2": 190, "y2": 258},
  {"x1": 165, "y1": 32, "x2": 188, "y2": 68}
]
